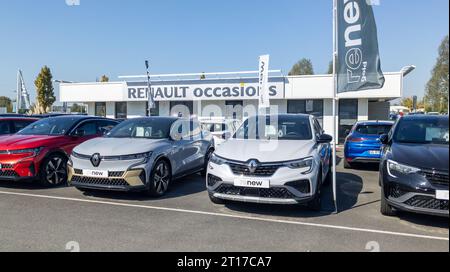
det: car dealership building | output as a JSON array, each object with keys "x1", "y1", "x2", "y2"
[{"x1": 60, "y1": 67, "x2": 414, "y2": 143}]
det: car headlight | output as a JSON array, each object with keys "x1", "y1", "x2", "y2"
[
  {"x1": 284, "y1": 157, "x2": 314, "y2": 173},
  {"x1": 8, "y1": 147, "x2": 43, "y2": 157},
  {"x1": 387, "y1": 160, "x2": 420, "y2": 178},
  {"x1": 120, "y1": 152, "x2": 153, "y2": 161},
  {"x1": 209, "y1": 154, "x2": 227, "y2": 165}
]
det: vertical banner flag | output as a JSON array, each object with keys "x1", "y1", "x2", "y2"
[
  {"x1": 337, "y1": 0, "x2": 385, "y2": 93},
  {"x1": 258, "y1": 55, "x2": 270, "y2": 109}
]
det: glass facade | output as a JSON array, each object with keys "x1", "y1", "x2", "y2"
[
  {"x1": 287, "y1": 100, "x2": 324, "y2": 126},
  {"x1": 170, "y1": 101, "x2": 193, "y2": 117},
  {"x1": 115, "y1": 102, "x2": 127, "y2": 119},
  {"x1": 146, "y1": 101, "x2": 160, "y2": 117},
  {"x1": 95, "y1": 102, "x2": 106, "y2": 117},
  {"x1": 225, "y1": 100, "x2": 243, "y2": 120},
  {"x1": 338, "y1": 99, "x2": 358, "y2": 143}
]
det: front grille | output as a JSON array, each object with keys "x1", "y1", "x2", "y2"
[
  {"x1": 73, "y1": 169, "x2": 124, "y2": 178},
  {"x1": 0, "y1": 164, "x2": 14, "y2": 169},
  {"x1": 422, "y1": 170, "x2": 449, "y2": 187},
  {"x1": 215, "y1": 184, "x2": 295, "y2": 199},
  {"x1": 208, "y1": 174, "x2": 222, "y2": 187},
  {"x1": 71, "y1": 176, "x2": 129, "y2": 187},
  {"x1": 0, "y1": 170, "x2": 19, "y2": 178},
  {"x1": 228, "y1": 162, "x2": 280, "y2": 177},
  {"x1": 405, "y1": 195, "x2": 449, "y2": 211}
]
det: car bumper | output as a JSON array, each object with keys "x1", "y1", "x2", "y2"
[
  {"x1": 206, "y1": 161, "x2": 319, "y2": 205},
  {"x1": 0, "y1": 158, "x2": 37, "y2": 181},
  {"x1": 345, "y1": 144, "x2": 382, "y2": 163},
  {"x1": 68, "y1": 165, "x2": 148, "y2": 192},
  {"x1": 383, "y1": 174, "x2": 449, "y2": 217}
]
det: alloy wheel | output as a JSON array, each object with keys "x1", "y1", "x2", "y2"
[
  {"x1": 153, "y1": 162, "x2": 170, "y2": 195},
  {"x1": 45, "y1": 157, "x2": 67, "y2": 185}
]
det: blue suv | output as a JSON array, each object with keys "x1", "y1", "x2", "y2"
[{"x1": 344, "y1": 121, "x2": 394, "y2": 169}]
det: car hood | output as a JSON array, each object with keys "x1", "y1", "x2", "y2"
[
  {"x1": 215, "y1": 139, "x2": 316, "y2": 163},
  {"x1": 74, "y1": 137, "x2": 169, "y2": 156},
  {"x1": 391, "y1": 143, "x2": 449, "y2": 171},
  {"x1": 0, "y1": 134, "x2": 66, "y2": 150}
]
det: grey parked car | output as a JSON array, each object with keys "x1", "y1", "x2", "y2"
[{"x1": 68, "y1": 117, "x2": 214, "y2": 196}]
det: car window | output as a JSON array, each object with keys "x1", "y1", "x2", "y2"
[
  {"x1": 356, "y1": 124, "x2": 392, "y2": 135},
  {"x1": 0, "y1": 121, "x2": 11, "y2": 135},
  {"x1": 76, "y1": 121, "x2": 98, "y2": 136},
  {"x1": 107, "y1": 118, "x2": 173, "y2": 139},
  {"x1": 235, "y1": 116, "x2": 312, "y2": 140},
  {"x1": 394, "y1": 118, "x2": 449, "y2": 144},
  {"x1": 97, "y1": 120, "x2": 117, "y2": 134},
  {"x1": 13, "y1": 120, "x2": 35, "y2": 133},
  {"x1": 313, "y1": 119, "x2": 323, "y2": 137}
]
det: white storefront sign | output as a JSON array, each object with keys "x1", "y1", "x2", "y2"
[{"x1": 126, "y1": 79, "x2": 285, "y2": 102}]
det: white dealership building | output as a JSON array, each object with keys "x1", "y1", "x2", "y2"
[{"x1": 60, "y1": 67, "x2": 414, "y2": 143}]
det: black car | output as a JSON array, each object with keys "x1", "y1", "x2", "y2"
[{"x1": 379, "y1": 115, "x2": 449, "y2": 217}]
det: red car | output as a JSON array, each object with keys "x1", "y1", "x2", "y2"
[
  {"x1": 0, "y1": 117, "x2": 39, "y2": 136},
  {"x1": 0, "y1": 115, "x2": 118, "y2": 186}
]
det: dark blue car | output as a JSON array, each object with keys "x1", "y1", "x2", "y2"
[{"x1": 344, "y1": 121, "x2": 394, "y2": 169}]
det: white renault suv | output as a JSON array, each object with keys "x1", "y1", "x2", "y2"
[{"x1": 206, "y1": 114, "x2": 333, "y2": 210}]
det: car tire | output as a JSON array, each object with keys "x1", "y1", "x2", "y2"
[
  {"x1": 39, "y1": 154, "x2": 68, "y2": 187},
  {"x1": 146, "y1": 159, "x2": 172, "y2": 197},
  {"x1": 201, "y1": 149, "x2": 214, "y2": 177},
  {"x1": 380, "y1": 191, "x2": 396, "y2": 216},
  {"x1": 209, "y1": 193, "x2": 225, "y2": 205},
  {"x1": 307, "y1": 170, "x2": 322, "y2": 211}
]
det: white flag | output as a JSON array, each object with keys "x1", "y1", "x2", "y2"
[{"x1": 258, "y1": 55, "x2": 270, "y2": 109}]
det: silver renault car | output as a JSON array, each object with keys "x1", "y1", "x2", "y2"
[
  {"x1": 68, "y1": 117, "x2": 214, "y2": 196},
  {"x1": 207, "y1": 114, "x2": 333, "y2": 210}
]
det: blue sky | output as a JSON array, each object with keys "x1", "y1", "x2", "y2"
[{"x1": 0, "y1": 0, "x2": 448, "y2": 103}]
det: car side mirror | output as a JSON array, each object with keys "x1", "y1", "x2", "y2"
[
  {"x1": 73, "y1": 129, "x2": 85, "y2": 137},
  {"x1": 222, "y1": 132, "x2": 232, "y2": 140},
  {"x1": 100, "y1": 127, "x2": 111, "y2": 135},
  {"x1": 317, "y1": 134, "x2": 333, "y2": 143},
  {"x1": 170, "y1": 132, "x2": 182, "y2": 142},
  {"x1": 379, "y1": 134, "x2": 389, "y2": 145}
]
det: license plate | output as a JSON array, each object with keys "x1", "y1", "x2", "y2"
[
  {"x1": 369, "y1": 150, "x2": 381, "y2": 155},
  {"x1": 234, "y1": 178, "x2": 270, "y2": 189},
  {"x1": 83, "y1": 170, "x2": 108, "y2": 178},
  {"x1": 436, "y1": 190, "x2": 449, "y2": 201}
]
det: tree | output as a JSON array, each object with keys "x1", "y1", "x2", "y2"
[
  {"x1": 100, "y1": 75, "x2": 110, "y2": 82},
  {"x1": 35, "y1": 66, "x2": 55, "y2": 113},
  {"x1": 400, "y1": 97, "x2": 413, "y2": 110},
  {"x1": 327, "y1": 61, "x2": 334, "y2": 74},
  {"x1": 288, "y1": 58, "x2": 314, "y2": 76},
  {"x1": 424, "y1": 35, "x2": 449, "y2": 113},
  {"x1": 0, "y1": 96, "x2": 13, "y2": 113}
]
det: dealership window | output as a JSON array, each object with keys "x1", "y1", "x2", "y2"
[
  {"x1": 225, "y1": 101, "x2": 243, "y2": 120},
  {"x1": 170, "y1": 101, "x2": 193, "y2": 118},
  {"x1": 115, "y1": 102, "x2": 127, "y2": 119},
  {"x1": 95, "y1": 102, "x2": 106, "y2": 117},
  {"x1": 287, "y1": 100, "x2": 324, "y2": 126},
  {"x1": 146, "y1": 101, "x2": 160, "y2": 117},
  {"x1": 339, "y1": 99, "x2": 358, "y2": 143}
]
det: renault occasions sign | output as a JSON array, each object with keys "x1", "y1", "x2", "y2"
[{"x1": 126, "y1": 78, "x2": 285, "y2": 101}]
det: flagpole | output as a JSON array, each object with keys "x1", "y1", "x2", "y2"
[
  {"x1": 145, "y1": 60, "x2": 154, "y2": 117},
  {"x1": 332, "y1": 0, "x2": 338, "y2": 214}
]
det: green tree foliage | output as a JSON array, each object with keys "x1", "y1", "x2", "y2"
[
  {"x1": 35, "y1": 66, "x2": 55, "y2": 113},
  {"x1": 400, "y1": 97, "x2": 414, "y2": 110},
  {"x1": 424, "y1": 35, "x2": 449, "y2": 113},
  {"x1": 100, "y1": 75, "x2": 110, "y2": 82},
  {"x1": 288, "y1": 58, "x2": 314, "y2": 76},
  {"x1": 327, "y1": 61, "x2": 334, "y2": 74},
  {"x1": 0, "y1": 96, "x2": 13, "y2": 113}
]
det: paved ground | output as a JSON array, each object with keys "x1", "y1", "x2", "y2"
[{"x1": 0, "y1": 152, "x2": 448, "y2": 252}]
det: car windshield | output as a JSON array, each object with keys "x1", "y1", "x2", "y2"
[
  {"x1": 235, "y1": 115, "x2": 312, "y2": 140},
  {"x1": 394, "y1": 117, "x2": 449, "y2": 144},
  {"x1": 355, "y1": 124, "x2": 392, "y2": 135},
  {"x1": 18, "y1": 118, "x2": 79, "y2": 136},
  {"x1": 107, "y1": 118, "x2": 174, "y2": 139}
]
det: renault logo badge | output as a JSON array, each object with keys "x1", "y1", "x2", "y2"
[
  {"x1": 91, "y1": 153, "x2": 101, "y2": 168},
  {"x1": 248, "y1": 160, "x2": 259, "y2": 174}
]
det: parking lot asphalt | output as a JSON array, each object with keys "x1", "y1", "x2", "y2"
[{"x1": 0, "y1": 151, "x2": 448, "y2": 252}]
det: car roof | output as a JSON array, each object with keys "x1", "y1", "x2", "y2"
[
  {"x1": 355, "y1": 120, "x2": 394, "y2": 126},
  {"x1": 0, "y1": 117, "x2": 39, "y2": 121},
  {"x1": 401, "y1": 115, "x2": 449, "y2": 121},
  {"x1": 124, "y1": 116, "x2": 180, "y2": 122}
]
